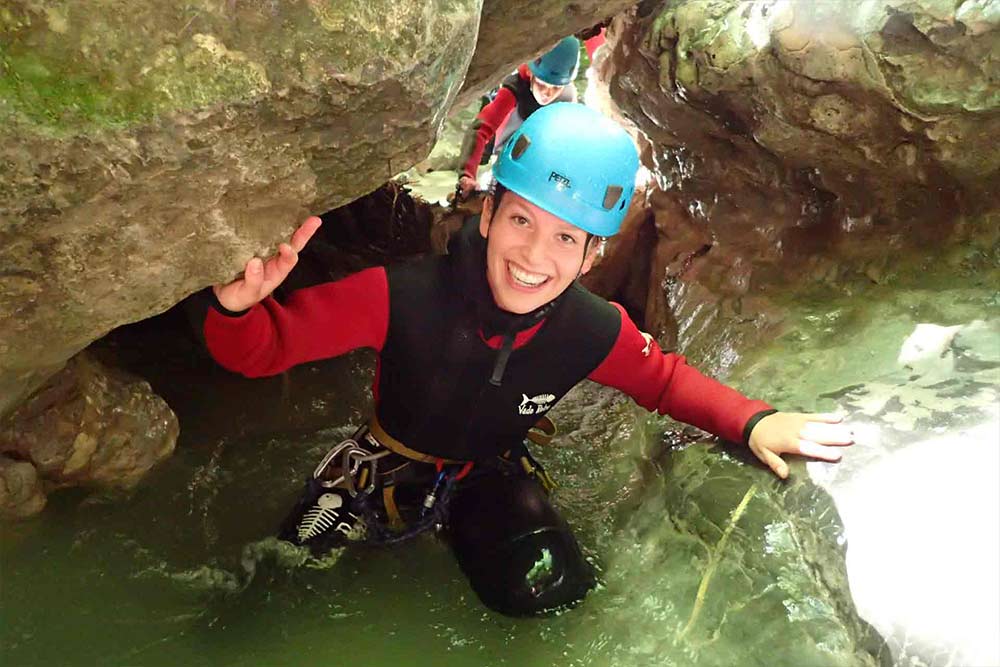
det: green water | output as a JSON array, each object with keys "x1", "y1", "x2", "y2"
[{"x1": 3, "y1": 257, "x2": 998, "y2": 666}]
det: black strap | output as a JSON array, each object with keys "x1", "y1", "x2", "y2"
[
  {"x1": 742, "y1": 409, "x2": 779, "y2": 446},
  {"x1": 489, "y1": 333, "x2": 516, "y2": 386}
]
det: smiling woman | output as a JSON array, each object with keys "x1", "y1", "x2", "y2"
[
  {"x1": 478, "y1": 192, "x2": 600, "y2": 314},
  {"x1": 196, "y1": 102, "x2": 858, "y2": 620}
]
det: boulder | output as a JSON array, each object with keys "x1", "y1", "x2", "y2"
[
  {"x1": 0, "y1": 352, "x2": 178, "y2": 514},
  {"x1": 0, "y1": 0, "x2": 482, "y2": 417}
]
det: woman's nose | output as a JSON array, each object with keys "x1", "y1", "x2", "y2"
[{"x1": 523, "y1": 231, "x2": 547, "y2": 265}]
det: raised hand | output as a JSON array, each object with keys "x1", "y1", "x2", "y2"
[
  {"x1": 212, "y1": 216, "x2": 322, "y2": 313},
  {"x1": 748, "y1": 412, "x2": 854, "y2": 479},
  {"x1": 457, "y1": 175, "x2": 479, "y2": 199}
]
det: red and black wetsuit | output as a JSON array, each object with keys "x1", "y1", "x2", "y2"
[
  {"x1": 457, "y1": 65, "x2": 577, "y2": 182},
  {"x1": 203, "y1": 218, "x2": 772, "y2": 616},
  {"x1": 205, "y1": 220, "x2": 771, "y2": 452}
]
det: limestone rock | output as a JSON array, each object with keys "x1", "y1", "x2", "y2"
[
  {"x1": 0, "y1": 455, "x2": 46, "y2": 519},
  {"x1": 611, "y1": 438, "x2": 890, "y2": 666},
  {"x1": 0, "y1": 352, "x2": 178, "y2": 493},
  {"x1": 592, "y1": 0, "x2": 997, "y2": 369},
  {"x1": 0, "y1": 0, "x2": 482, "y2": 417},
  {"x1": 607, "y1": 0, "x2": 998, "y2": 225}
]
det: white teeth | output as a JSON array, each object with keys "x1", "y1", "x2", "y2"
[{"x1": 509, "y1": 263, "x2": 547, "y2": 287}]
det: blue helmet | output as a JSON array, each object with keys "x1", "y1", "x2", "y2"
[
  {"x1": 528, "y1": 37, "x2": 581, "y2": 86},
  {"x1": 493, "y1": 104, "x2": 639, "y2": 237}
]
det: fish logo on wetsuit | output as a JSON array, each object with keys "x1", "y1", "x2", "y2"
[
  {"x1": 518, "y1": 393, "x2": 556, "y2": 416},
  {"x1": 296, "y1": 490, "x2": 358, "y2": 543}
]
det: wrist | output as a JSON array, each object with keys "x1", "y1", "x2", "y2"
[
  {"x1": 210, "y1": 295, "x2": 251, "y2": 318},
  {"x1": 743, "y1": 409, "x2": 779, "y2": 446}
]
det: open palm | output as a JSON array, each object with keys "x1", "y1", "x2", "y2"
[
  {"x1": 213, "y1": 216, "x2": 322, "y2": 312},
  {"x1": 748, "y1": 412, "x2": 854, "y2": 479}
]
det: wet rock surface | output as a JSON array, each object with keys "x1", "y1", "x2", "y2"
[
  {"x1": 0, "y1": 0, "x2": 482, "y2": 417},
  {"x1": 595, "y1": 0, "x2": 999, "y2": 367},
  {"x1": 0, "y1": 455, "x2": 46, "y2": 519},
  {"x1": 531, "y1": 376, "x2": 888, "y2": 667},
  {"x1": 0, "y1": 352, "x2": 178, "y2": 517},
  {"x1": 732, "y1": 265, "x2": 1000, "y2": 666},
  {"x1": 618, "y1": 440, "x2": 889, "y2": 666}
]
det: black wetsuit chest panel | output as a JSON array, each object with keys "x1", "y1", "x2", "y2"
[
  {"x1": 502, "y1": 72, "x2": 542, "y2": 126},
  {"x1": 379, "y1": 251, "x2": 620, "y2": 461}
]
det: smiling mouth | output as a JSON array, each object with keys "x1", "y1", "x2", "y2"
[{"x1": 507, "y1": 261, "x2": 550, "y2": 288}]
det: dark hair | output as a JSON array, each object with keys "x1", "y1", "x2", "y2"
[{"x1": 489, "y1": 181, "x2": 509, "y2": 213}]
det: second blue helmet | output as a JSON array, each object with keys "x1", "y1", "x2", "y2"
[{"x1": 528, "y1": 36, "x2": 581, "y2": 86}]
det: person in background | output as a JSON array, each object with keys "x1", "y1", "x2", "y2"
[{"x1": 455, "y1": 36, "x2": 581, "y2": 199}]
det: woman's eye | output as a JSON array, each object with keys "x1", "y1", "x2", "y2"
[
  {"x1": 558, "y1": 233, "x2": 576, "y2": 245},
  {"x1": 513, "y1": 216, "x2": 529, "y2": 227}
]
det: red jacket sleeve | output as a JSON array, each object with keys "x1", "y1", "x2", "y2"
[
  {"x1": 588, "y1": 303, "x2": 772, "y2": 443},
  {"x1": 203, "y1": 266, "x2": 389, "y2": 377},
  {"x1": 458, "y1": 87, "x2": 517, "y2": 179}
]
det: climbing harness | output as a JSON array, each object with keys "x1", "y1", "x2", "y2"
[
  {"x1": 284, "y1": 425, "x2": 477, "y2": 549},
  {"x1": 311, "y1": 435, "x2": 390, "y2": 498},
  {"x1": 284, "y1": 414, "x2": 562, "y2": 552},
  {"x1": 351, "y1": 455, "x2": 474, "y2": 546}
]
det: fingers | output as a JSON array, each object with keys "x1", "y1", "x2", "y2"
[
  {"x1": 751, "y1": 442, "x2": 789, "y2": 479},
  {"x1": 215, "y1": 257, "x2": 263, "y2": 312},
  {"x1": 213, "y1": 218, "x2": 316, "y2": 312},
  {"x1": 806, "y1": 412, "x2": 844, "y2": 424},
  {"x1": 799, "y1": 421, "x2": 854, "y2": 445},
  {"x1": 290, "y1": 216, "x2": 322, "y2": 253},
  {"x1": 261, "y1": 243, "x2": 298, "y2": 292},
  {"x1": 796, "y1": 439, "x2": 844, "y2": 462},
  {"x1": 458, "y1": 177, "x2": 478, "y2": 197},
  {"x1": 243, "y1": 256, "x2": 264, "y2": 293}
]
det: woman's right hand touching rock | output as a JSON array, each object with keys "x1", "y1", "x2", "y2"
[{"x1": 212, "y1": 216, "x2": 322, "y2": 313}]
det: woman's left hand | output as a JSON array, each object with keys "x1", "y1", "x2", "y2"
[{"x1": 748, "y1": 412, "x2": 854, "y2": 479}]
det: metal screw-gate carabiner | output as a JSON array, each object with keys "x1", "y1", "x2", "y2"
[{"x1": 312, "y1": 437, "x2": 389, "y2": 498}]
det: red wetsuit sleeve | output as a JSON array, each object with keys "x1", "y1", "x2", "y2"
[
  {"x1": 459, "y1": 87, "x2": 517, "y2": 179},
  {"x1": 584, "y1": 29, "x2": 606, "y2": 60},
  {"x1": 203, "y1": 266, "x2": 389, "y2": 377},
  {"x1": 588, "y1": 303, "x2": 772, "y2": 443}
]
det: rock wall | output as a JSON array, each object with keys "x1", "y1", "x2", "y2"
[
  {"x1": 0, "y1": 352, "x2": 178, "y2": 519},
  {"x1": 0, "y1": 0, "x2": 483, "y2": 417},
  {"x1": 597, "y1": 0, "x2": 999, "y2": 370}
]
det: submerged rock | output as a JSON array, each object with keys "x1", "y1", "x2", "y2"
[
  {"x1": 610, "y1": 439, "x2": 890, "y2": 666},
  {"x1": 0, "y1": 455, "x2": 46, "y2": 519},
  {"x1": 0, "y1": 352, "x2": 178, "y2": 517}
]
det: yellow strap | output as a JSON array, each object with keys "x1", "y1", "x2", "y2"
[
  {"x1": 382, "y1": 486, "x2": 404, "y2": 530},
  {"x1": 520, "y1": 455, "x2": 557, "y2": 494},
  {"x1": 527, "y1": 415, "x2": 558, "y2": 447},
  {"x1": 368, "y1": 415, "x2": 464, "y2": 465}
]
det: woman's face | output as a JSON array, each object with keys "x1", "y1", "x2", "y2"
[
  {"x1": 479, "y1": 192, "x2": 596, "y2": 314},
  {"x1": 530, "y1": 77, "x2": 566, "y2": 106}
]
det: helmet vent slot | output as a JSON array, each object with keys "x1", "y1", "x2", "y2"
[
  {"x1": 511, "y1": 135, "x2": 531, "y2": 160},
  {"x1": 602, "y1": 185, "x2": 623, "y2": 210}
]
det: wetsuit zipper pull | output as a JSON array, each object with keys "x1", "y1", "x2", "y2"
[{"x1": 489, "y1": 332, "x2": 515, "y2": 387}]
